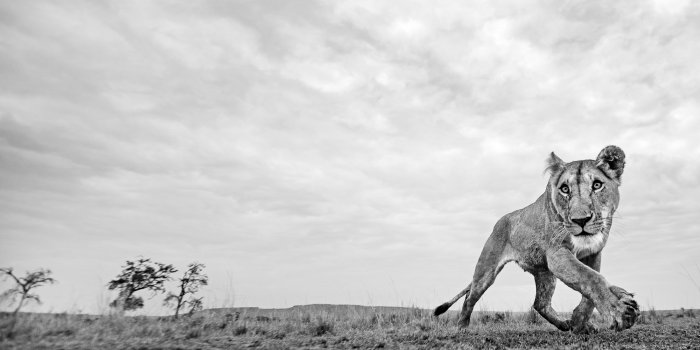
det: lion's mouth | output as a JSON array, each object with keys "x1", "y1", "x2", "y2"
[{"x1": 576, "y1": 231, "x2": 596, "y2": 236}]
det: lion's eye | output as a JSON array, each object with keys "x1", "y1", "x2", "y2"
[
  {"x1": 592, "y1": 180, "x2": 603, "y2": 190},
  {"x1": 559, "y1": 184, "x2": 569, "y2": 194}
]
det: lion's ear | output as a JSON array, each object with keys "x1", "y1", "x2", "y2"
[
  {"x1": 596, "y1": 145, "x2": 625, "y2": 181},
  {"x1": 545, "y1": 152, "x2": 565, "y2": 176}
]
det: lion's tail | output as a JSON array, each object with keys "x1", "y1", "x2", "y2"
[{"x1": 433, "y1": 283, "x2": 471, "y2": 316}]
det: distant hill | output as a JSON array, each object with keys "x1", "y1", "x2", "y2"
[
  {"x1": 200, "y1": 304, "x2": 700, "y2": 320},
  {"x1": 201, "y1": 304, "x2": 434, "y2": 319}
]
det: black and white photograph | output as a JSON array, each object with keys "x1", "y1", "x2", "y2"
[{"x1": 1, "y1": 1, "x2": 699, "y2": 349}]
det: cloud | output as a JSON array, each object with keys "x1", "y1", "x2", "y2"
[{"x1": 1, "y1": 0, "x2": 699, "y2": 313}]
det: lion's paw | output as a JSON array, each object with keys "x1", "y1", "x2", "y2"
[
  {"x1": 457, "y1": 317, "x2": 471, "y2": 329},
  {"x1": 608, "y1": 286, "x2": 639, "y2": 331}
]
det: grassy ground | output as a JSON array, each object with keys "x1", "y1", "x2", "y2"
[{"x1": 1, "y1": 306, "x2": 699, "y2": 349}]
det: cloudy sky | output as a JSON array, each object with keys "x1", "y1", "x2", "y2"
[{"x1": 1, "y1": 0, "x2": 699, "y2": 315}]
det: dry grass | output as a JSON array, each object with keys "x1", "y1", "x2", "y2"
[{"x1": 1, "y1": 306, "x2": 699, "y2": 349}]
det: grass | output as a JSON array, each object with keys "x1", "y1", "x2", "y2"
[{"x1": 1, "y1": 306, "x2": 699, "y2": 349}]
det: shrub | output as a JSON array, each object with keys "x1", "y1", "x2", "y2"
[
  {"x1": 638, "y1": 306, "x2": 663, "y2": 324},
  {"x1": 478, "y1": 311, "x2": 512, "y2": 325},
  {"x1": 308, "y1": 318, "x2": 334, "y2": 336},
  {"x1": 233, "y1": 325, "x2": 247, "y2": 336},
  {"x1": 523, "y1": 307, "x2": 543, "y2": 325},
  {"x1": 185, "y1": 328, "x2": 201, "y2": 339}
]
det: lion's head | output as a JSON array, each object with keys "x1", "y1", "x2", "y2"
[{"x1": 545, "y1": 145, "x2": 626, "y2": 257}]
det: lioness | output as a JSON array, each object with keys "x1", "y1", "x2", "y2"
[{"x1": 434, "y1": 146, "x2": 639, "y2": 333}]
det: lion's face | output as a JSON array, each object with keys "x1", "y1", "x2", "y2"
[
  {"x1": 550, "y1": 160, "x2": 620, "y2": 235},
  {"x1": 546, "y1": 146, "x2": 626, "y2": 256}
]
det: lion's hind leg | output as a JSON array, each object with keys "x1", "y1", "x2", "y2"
[
  {"x1": 457, "y1": 234, "x2": 510, "y2": 327},
  {"x1": 570, "y1": 296, "x2": 597, "y2": 334},
  {"x1": 458, "y1": 259, "x2": 508, "y2": 327},
  {"x1": 569, "y1": 253, "x2": 601, "y2": 334},
  {"x1": 533, "y1": 271, "x2": 571, "y2": 331}
]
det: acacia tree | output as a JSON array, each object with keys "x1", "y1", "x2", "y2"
[
  {"x1": 186, "y1": 297, "x2": 203, "y2": 315},
  {"x1": 164, "y1": 262, "x2": 208, "y2": 317},
  {"x1": 107, "y1": 258, "x2": 176, "y2": 313},
  {"x1": 0, "y1": 268, "x2": 56, "y2": 315}
]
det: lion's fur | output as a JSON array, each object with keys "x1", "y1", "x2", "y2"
[{"x1": 434, "y1": 146, "x2": 639, "y2": 333}]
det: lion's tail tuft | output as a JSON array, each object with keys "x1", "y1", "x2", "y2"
[
  {"x1": 433, "y1": 302, "x2": 451, "y2": 316},
  {"x1": 433, "y1": 284, "x2": 471, "y2": 317}
]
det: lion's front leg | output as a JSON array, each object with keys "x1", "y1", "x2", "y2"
[{"x1": 547, "y1": 248, "x2": 639, "y2": 331}]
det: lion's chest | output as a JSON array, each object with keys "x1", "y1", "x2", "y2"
[
  {"x1": 513, "y1": 248, "x2": 549, "y2": 273},
  {"x1": 505, "y1": 240, "x2": 549, "y2": 273}
]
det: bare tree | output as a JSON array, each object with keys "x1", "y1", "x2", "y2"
[
  {"x1": 0, "y1": 268, "x2": 56, "y2": 315},
  {"x1": 164, "y1": 262, "x2": 208, "y2": 317},
  {"x1": 107, "y1": 258, "x2": 176, "y2": 313},
  {"x1": 187, "y1": 297, "x2": 204, "y2": 315}
]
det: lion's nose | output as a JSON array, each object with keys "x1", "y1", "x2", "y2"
[{"x1": 571, "y1": 216, "x2": 592, "y2": 228}]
